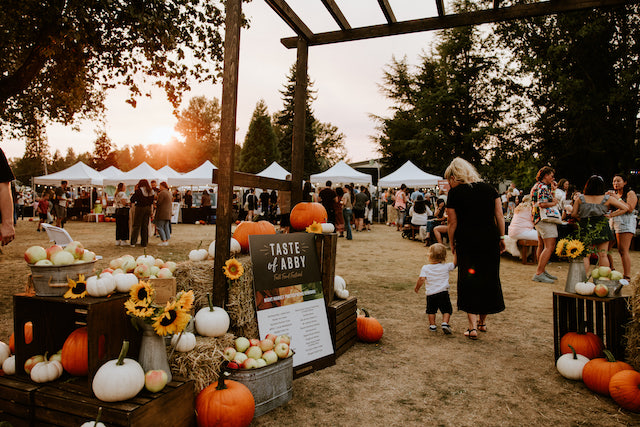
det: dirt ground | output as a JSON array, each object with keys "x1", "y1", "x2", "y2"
[{"x1": 2, "y1": 219, "x2": 640, "y2": 426}]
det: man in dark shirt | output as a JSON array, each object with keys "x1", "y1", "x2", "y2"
[
  {"x1": 318, "y1": 180, "x2": 338, "y2": 225},
  {"x1": 0, "y1": 148, "x2": 16, "y2": 246}
]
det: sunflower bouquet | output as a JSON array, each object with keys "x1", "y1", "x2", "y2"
[
  {"x1": 125, "y1": 281, "x2": 195, "y2": 336},
  {"x1": 555, "y1": 239, "x2": 586, "y2": 259}
]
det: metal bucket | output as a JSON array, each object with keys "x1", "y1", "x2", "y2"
[
  {"x1": 28, "y1": 260, "x2": 97, "y2": 296},
  {"x1": 228, "y1": 356, "x2": 293, "y2": 417},
  {"x1": 595, "y1": 278, "x2": 623, "y2": 298}
]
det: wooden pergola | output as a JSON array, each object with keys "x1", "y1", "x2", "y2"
[{"x1": 211, "y1": 0, "x2": 638, "y2": 305}]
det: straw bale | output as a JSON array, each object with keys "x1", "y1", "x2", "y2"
[{"x1": 624, "y1": 272, "x2": 640, "y2": 369}]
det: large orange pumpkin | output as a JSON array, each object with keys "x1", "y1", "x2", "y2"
[
  {"x1": 232, "y1": 220, "x2": 276, "y2": 252},
  {"x1": 582, "y1": 350, "x2": 633, "y2": 395},
  {"x1": 356, "y1": 308, "x2": 384, "y2": 343},
  {"x1": 61, "y1": 327, "x2": 105, "y2": 376},
  {"x1": 289, "y1": 202, "x2": 327, "y2": 231},
  {"x1": 609, "y1": 370, "x2": 640, "y2": 412},
  {"x1": 196, "y1": 373, "x2": 255, "y2": 427},
  {"x1": 9, "y1": 321, "x2": 33, "y2": 353},
  {"x1": 560, "y1": 331, "x2": 604, "y2": 359}
]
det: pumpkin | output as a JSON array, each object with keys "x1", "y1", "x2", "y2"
[
  {"x1": 560, "y1": 331, "x2": 604, "y2": 359},
  {"x1": 335, "y1": 289, "x2": 349, "y2": 299},
  {"x1": 9, "y1": 321, "x2": 33, "y2": 353},
  {"x1": 556, "y1": 345, "x2": 589, "y2": 380},
  {"x1": 0, "y1": 341, "x2": 10, "y2": 366},
  {"x1": 86, "y1": 273, "x2": 117, "y2": 297},
  {"x1": 582, "y1": 349, "x2": 633, "y2": 395},
  {"x1": 115, "y1": 273, "x2": 139, "y2": 293},
  {"x1": 289, "y1": 202, "x2": 328, "y2": 231},
  {"x1": 81, "y1": 407, "x2": 106, "y2": 427},
  {"x1": 356, "y1": 308, "x2": 384, "y2": 343},
  {"x1": 61, "y1": 327, "x2": 105, "y2": 376},
  {"x1": 574, "y1": 281, "x2": 595, "y2": 296},
  {"x1": 609, "y1": 370, "x2": 640, "y2": 412},
  {"x1": 30, "y1": 357, "x2": 64, "y2": 383},
  {"x1": 171, "y1": 332, "x2": 197, "y2": 353},
  {"x1": 208, "y1": 238, "x2": 242, "y2": 258},
  {"x1": 2, "y1": 355, "x2": 15, "y2": 375},
  {"x1": 92, "y1": 341, "x2": 145, "y2": 402},
  {"x1": 232, "y1": 221, "x2": 276, "y2": 252},
  {"x1": 196, "y1": 370, "x2": 255, "y2": 427},
  {"x1": 136, "y1": 254, "x2": 155, "y2": 266},
  {"x1": 195, "y1": 294, "x2": 230, "y2": 337}
]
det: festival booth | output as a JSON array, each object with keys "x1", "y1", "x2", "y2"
[
  {"x1": 257, "y1": 162, "x2": 291, "y2": 181},
  {"x1": 170, "y1": 161, "x2": 218, "y2": 224},
  {"x1": 309, "y1": 160, "x2": 372, "y2": 186},
  {"x1": 102, "y1": 162, "x2": 168, "y2": 187},
  {"x1": 377, "y1": 160, "x2": 442, "y2": 188}
]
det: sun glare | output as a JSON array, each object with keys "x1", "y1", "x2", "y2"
[{"x1": 148, "y1": 126, "x2": 180, "y2": 145}]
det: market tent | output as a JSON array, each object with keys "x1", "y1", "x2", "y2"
[
  {"x1": 99, "y1": 166, "x2": 124, "y2": 180},
  {"x1": 377, "y1": 160, "x2": 442, "y2": 188},
  {"x1": 309, "y1": 160, "x2": 372, "y2": 185},
  {"x1": 33, "y1": 161, "x2": 104, "y2": 186},
  {"x1": 158, "y1": 165, "x2": 184, "y2": 185},
  {"x1": 102, "y1": 162, "x2": 167, "y2": 186},
  {"x1": 170, "y1": 160, "x2": 218, "y2": 187},
  {"x1": 257, "y1": 162, "x2": 291, "y2": 181}
]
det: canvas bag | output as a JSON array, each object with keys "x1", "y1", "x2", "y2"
[{"x1": 540, "y1": 205, "x2": 562, "y2": 224}]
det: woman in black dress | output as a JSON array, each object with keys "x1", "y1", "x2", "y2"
[{"x1": 445, "y1": 158, "x2": 505, "y2": 340}]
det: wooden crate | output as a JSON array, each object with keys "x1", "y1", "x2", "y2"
[
  {"x1": 13, "y1": 293, "x2": 140, "y2": 387},
  {"x1": 328, "y1": 296, "x2": 357, "y2": 357},
  {"x1": 32, "y1": 377, "x2": 195, "y2": 427},
  {"x1": 553, "y1": 291, "x2": 631, "y2": 360},
  {"x1": 0, "y1": 375, "x2": 40, "y2": 427}
]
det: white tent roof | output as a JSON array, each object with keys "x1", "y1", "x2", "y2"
[
  {"x1": 99, "y1": 166, "x2": 124, "y2": 180},
  {"x1": 158, "y1": 165, "x2": 184, "y2": 181},
  {"x1": 103, "y1": 162, "x2": 167, "y2": 186},
  {"x1": 170, "y1": 160, "x2": 217, "y2": 186},
  {"x1": 256, "y1": 162, "x2": 291, "y2": 181},
  {"x1": 378, "y1": 160, "x2": 442, "y2": 188},
  {"x1": 34, "y1": 162, "x2": 104, "y2": 186},
  {"x1": 309, "y1": 160, "x2": 372, "y2": 185}
]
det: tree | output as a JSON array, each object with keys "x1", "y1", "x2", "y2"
[
  {"x1": 313, "y1": 121, "x2": 347, "y2": 171},
  {"x1": 239, "y1": 100, "x2": 280, "y2": 173},
  {"x1": 174, "y1": 96, "x2": 222, "y2": 169},
  {"x1": 92, "y1": 131, "x2": 116, "y2": 170},
  {"x1": 1, "y1": 0, "x2": 227, "y2": 139},
  {"x1": 130, "y1": 145, "x2": 148, "y2": 168}
]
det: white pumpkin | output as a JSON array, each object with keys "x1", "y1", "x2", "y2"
[
  {"x1": 115, "y1": 273, "x2": 139, "y2": 293},
  {"x1": 575, "y1": 281, "x2": 595, "y2": 296},
  {"x1": 556, "y1": 345, "x2": 590, "y2": 380},
  {"x1": 2, "y1": 355, "x2": 15, "y2": 375},
  {"x1": 335, "y1": 289, "x2": 349, "y2": 299},
  {"x1": 321, "y1": 223, "x2": 335, "y2": 233},
  {"x1": 86, "y1": 273, "x2": 117, "y2": 297},
  {"x1": 136, "y1": 254, "x2": 155, "y2": 266},
  {"x1": 30, "y1": 359, "x2": 63, "y2": 383},
  {"x1": 208, "y1": 238, "x2": 242, "y2": 258},
  {"x1": 92, "y1": 341, "x2": 145, "y2": 402},
  {"x1": 171, "y1": 332, "x2": 197, "y2": 352},
  {"x1": 189, "y1": 248, "x2": 209, "y2": 262},
  {"x1": 334, "y1": 275, "x2": 346, "y2": 292},
  {"x1": 0, "y1": 341, "x2": 10, "y2": 366},
  {"x1": 195, "y1": 294, "x2": 230, "y2": 337},
  {"x1": 81, "y1": 408, "x2": 106, "y2": 427}
]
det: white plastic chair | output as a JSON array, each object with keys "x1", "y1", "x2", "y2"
[{"x1": 41, "y1": 223, "x2": 73, "y2": 247}]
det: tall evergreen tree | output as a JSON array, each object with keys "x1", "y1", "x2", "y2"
[
  {"x1": 174, "y1": 96, "x2": 222, "y2": 168},
  {"x1": 92, "y1": 131, "x2": 116, "y2": 170},
  {"x1": 239, "y1": 100, "x2": 280, "y2": 173}
]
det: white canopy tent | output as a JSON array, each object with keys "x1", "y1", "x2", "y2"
[
  {"x1": 309, "y1": 160, "x2": 372, "y2": 185},
  {"x1": 158, "y1": 165, "x2": 184, "y2": 183},
  {"x1": 33, "y1": 162, "x2": 104, "y2": 186},
  {"x1": 102, "y1": 162, "x2": 167, "y2": 186},
  {"x1": 256, "y1": 161, "x2": 291, "y2": 181},
  {"x1": 169, "y1": 160, "x2": 218, "y2": 187},
  {"x1": 99, "y1": 166, "x2": 125, "y2": 181},
  {"x1": 378, "y1": 160, "x2": 442, "y2": 188}
]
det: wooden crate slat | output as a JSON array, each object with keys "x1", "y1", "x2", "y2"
[
  {"x1": 0, "y1": 399, "x2": 31, "y2": 418},
  {"x1": 0, "y1": 412, "x2": 31, "y2": 427}
]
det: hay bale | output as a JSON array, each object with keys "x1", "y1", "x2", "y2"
[{"x1": 625, "y1": 272, "x2": 640, "y2": 369}]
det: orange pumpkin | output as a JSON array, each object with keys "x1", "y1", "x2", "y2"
[
  {"x1": 356, "y1": 308, "x2": 384, "y2": 343},
  {"x1": 61, "y1": 327, "x2": 105, "y2": 376},
  {"x1": 560, "y1": 331, "x2": 603, "y2": 359},
  {"x1": 582, "y1": 349, "x2": 633, "y2": 395},
  {"x1": 9, "y1": 321, "x2": 33, "y2": 353},
  {"x1": 610, "y1": 370, "x2": 640, "y2": 412},
  {"x1": 196, "y1": 372, "x2": 255, "y2": 427},
  {"x1": 289, "y1": 202, "x2": 327, "y2": 231},
  {"x1": 232, "y1": 220, "x2": 276, "y2": 252}
]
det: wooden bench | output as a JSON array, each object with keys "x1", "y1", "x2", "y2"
[{"x1": 517, "y1": 239, "x2": 538, "y2": 265}]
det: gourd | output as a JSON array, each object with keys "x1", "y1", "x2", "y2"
[
  {"x1": 196, "y1": 368, "x2": 255, "y2": 427},
  {"x1": 559, "y1": 330, "x2": 603, "y2": 359},
  {"x1": 2, "y1": 355, "x2": 15, "y2": 375},
  {"x1": 232, "y1": 221, "x2": 276, "y2": 252},
  {"x1": 92, "y1": 341, "x2": 145, "y2": 402},
  {"x1": 556, "y1": 345, "x2": 589, "y2": 380},
  {"x1": 81, "y1": 407, "x2": 106, "y2": 427},
  {"x1": 195, "y1": 294, "x2": 230, "y2": 337},
  {"x1": 356, "y1": 308, "x2": 384, "y2": 343},
  {"x1": 574, "y1": 281, "x2": 595, "y2": 296},
  {"x1": 189, "y1": 241, "x2": 209, "y2": 262},
  {"x1": 582, "y1": 349, "x2": 633, "y2": 395},
  {"x1": 321, "y1": 223, "x2": 335, "y2": 233},
  {"x1": 9, "y1": 321, "x2": 33, "y2": 353},
  {"x1": 208, "y1": 238, "x2": 241, "y2": 258},
  {"x1": 289, "y1": 202, "x2": 328, "y2": 231},
  {"x1": 171, "y1": 332, "x2": 197, "y2": 353},
  {"x1": 30, "y1": 356, "x2": 64, "y2": 383},
  {"x1": 609, "y1": 370, "x2": 640, "y2": 412},
  {"x1": 86, "y1": 273, "x2": 117, "y2": 297},
  {"x1": 335, "y1": 289, "x2": 349, "y2": 299},
  {"x1": 136, "y1": 253, "x2": 155, "y2": 266},
  {"x1": 61, "y1": 327, "x2": 105, "y2": 376},
  {"x1": 334, "y1": 276, "x2": 348, "y2": 299},
  {"x1": 0, "y1": 341, "x2": 10, "y2": 366},
  {"x1": 115, "y1": 273, "x2": 139, "y2": 293}
]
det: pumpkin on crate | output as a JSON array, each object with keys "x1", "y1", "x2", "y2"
[
  {"x1": 9, "y1": 321, "x2": 33, "y2": 353},
  {"x1": 196, "y1": 367, "x2": 255, "y2": 427},
  {"x1": 609, "y1": 370, "x2": 640, "y2": 412},
  {"x1": 30, "y1": 356, "x2": 64, "y2": 383},
  {"x1": 289, "y1": 202, "x2": 327, "y2": 231},
  {"x1": 61, "y1": 327, "x2": 106, "y2": 376},
  {"x1": 356, "y1": 308, "x2": 384, "y2": 343},
  {"x1": 559, "y1": 330, "x2": 604, "y2": 360},
  {"x1": 92, "y1": 341, "x2": 145, "y2": 402},
  {"x1": 232, "y1": 220, "x2": 276, "y2": 252},
  {"x1": 582, "y1": 349, "x2": 633, "y2": 395}
]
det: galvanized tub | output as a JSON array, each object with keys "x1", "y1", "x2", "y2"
[
  {"x1": 28, "y1": 260, "x2": 97, "y2": 296},
  {"x1": 229, "y1": 356, "x2": 293, "y2": 417}
]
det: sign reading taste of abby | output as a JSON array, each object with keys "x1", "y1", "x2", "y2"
[{"x1": 249, "y1": 233, "x2": 334, "y2": 368}]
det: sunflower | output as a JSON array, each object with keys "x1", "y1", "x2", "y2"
[
  {"x1": 124, "y1": 298, "x2": 155, "y2": 318},
  {"x1": 306, "y1": 221, "x2": 323, "y2": 234},
  {"x1": 176, "y1": 290, "x2": 195, "y2": 311},
  {"x1": 223, "y1": 258, "x2": 244, "y2": 281},
  {"x1": 555, "y1": 239, "x2": 568, "y2": 257},
  {"x1": 566, "y1": 240, "x2": 585, "y2": 258},
  {"x1": 64, "y1": 274, "x2": 87, "y2": 299},
  {"x1": 152, "y1": 300, "x2": 191, "y2": 336},
  {"x1": 130, "y1": 281, "x2": 154, "y2": 304}
]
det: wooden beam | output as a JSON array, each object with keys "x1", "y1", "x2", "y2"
[
  {"x1": 291, "y1": 37, "x2": 308, "y2": 206},
  {"x1": 265, "y1": 0, "x2": 314, "y2": 40},
  {"x1": 212, "y1": 170, "x2": 292, "y2": 191},
  {"x1": 493, "y1": 0, "x2": 500, "y2": 10},
  {"x1": 436, "y1": 0, "x2": 445, "y2": 17},
  {"x1": 320, "y1": 0, "x2": 351, "y2": 30},
  {"x1": 280, "y1": 0, "x2": 638, "y2": 48},
  {"x1": 213, "y1": 0, "x2": 242, "y2": 308},
  {"x1": 377, "y1": 0, "x2": 397, "y2": 24}
]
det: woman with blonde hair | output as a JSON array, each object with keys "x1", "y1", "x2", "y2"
[{"x1": 445, "y1": 157, "x2": 505, "y2": 340}]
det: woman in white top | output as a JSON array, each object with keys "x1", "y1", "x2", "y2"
[{"x1": 409, "y1": 196, "x2": 432, "y2": 242}]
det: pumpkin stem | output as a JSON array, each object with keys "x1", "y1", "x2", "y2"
[
  {"x1": 95, "y1": 407, "x2": 103, "y2": 425},
  {"x1": 207, "y1": 293, "x2": 214, "y2": 311},
  {"x1": 603, "y1": 349, "x2": 616, "y2": 362},
  {"x1": 116, "y1": 341, "x2": 129, "y2": 366},
  {"x1": 361, "y1": 308, "x2": 371, "y2": 318},
  {"x1": 568, "y1": 345, "x2": 578, "y2": 359},
  {"x1": 197, "y1": 240, "x2": 203, "y2": 250},
  {"x1": 217, "y1": 361, "x2": 230, "y2": 390}
]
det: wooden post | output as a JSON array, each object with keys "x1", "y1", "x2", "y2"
[
  {"x1": 213, "y1": 0, "x2": 242, "y2": 308},
  {"x1": 291, "y1": 36, "x2": 308, "y2": 205}
]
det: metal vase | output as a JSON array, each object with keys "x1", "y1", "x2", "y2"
[
  {"x1": 138, "y1": 322, "x2": 172, "y2": 383},
  {"x1": 565, "y1": 258, "x2": 587, "y2": 293}
]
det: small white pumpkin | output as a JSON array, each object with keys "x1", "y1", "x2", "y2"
[
  {"x1": 30, "y1": 358, "x2": 64, "y2": 383},
  {"x1": 556, "y1": 345, "x2": 590, "y2": 380},
  {"x1": 194, "y1": 294, "x2": 230, "y2": 337},
  {"x1": 208, "y1": 238, "x2": 242, "y2": 258},
  {"x1": 171, "y1": 332, "x2": 197, "y2": 352},
  {"x1": 334, "y1": 275, "x2": 346, "y2": 292},
  {"x1": 92, "y1": 341, "x2": 145, "y2": 402},
  {"x1": 0, "y1": 340, "x2": 10, "y2": 366},
  {"x1": 335, "y1": 289, "x2": 349, "y2": 299},
  {"x1": 575, "y1": 281, "x2": 596, "y2": 296},
  {"x1": 321, "y1": 223, "x2": 335, "y2": 233},
  {"x1": 189, "y1": 248, "x2": 209, "y2": 262},
  {"x1": 2, "y1": 355, "x2": 15, "y2": 375},
  {"x1": 86, "y1": 273, "x2": 117, "y2": 297},
  {"x1": 136, "y1": 254, "x2": 155, "y2": 266},
  {"x1": 81, "y1": 407, "x2": 106, "y2": 427},
  {"x1": 115, "y1": 273, "x2": 139, "y2": 293}
]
